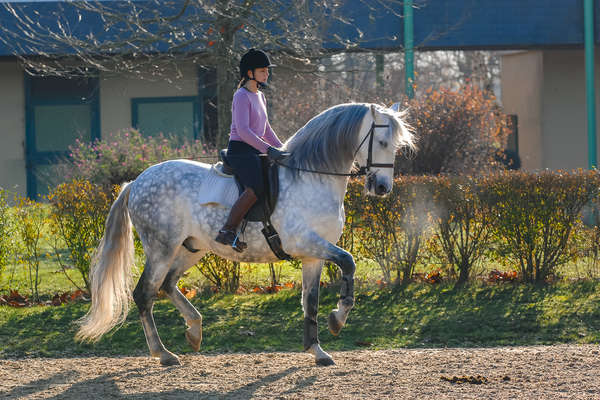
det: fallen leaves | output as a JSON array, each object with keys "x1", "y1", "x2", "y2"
[
  {"x1": 488, "y1": 269, "x2": 518, "y2": 283},
  {"x1": 0, "y1": 289, "x2": 87, "y2": 307},
  {"x1": 413, "y1": 269, "x2": 443, "y2": 284},
  {"x1": 179, "y1": 286, "x2": 197, "y2": 299},
  {"x1": 250, "y1": 282, "x2": 296, "y2": 294}
]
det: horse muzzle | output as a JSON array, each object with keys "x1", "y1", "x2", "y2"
[{"x1": 367, "y1": 173, "x2": 392, "y2": 196}]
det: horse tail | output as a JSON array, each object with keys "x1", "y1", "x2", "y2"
[{"x1": 76, "y1": 183, "x2": 135, "y2": 342}]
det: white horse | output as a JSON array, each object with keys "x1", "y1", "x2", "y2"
[{"x1": 76, "y1": 103, "x2": 414, "y2": 366}]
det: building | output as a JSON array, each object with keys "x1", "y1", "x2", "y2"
[{"x1": 0, "y1": 0, "x2": 598, "y2": 197}]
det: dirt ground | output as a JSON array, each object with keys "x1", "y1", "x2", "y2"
[{"x1": 1, "y1": 344, "x2": 599, "y2": 399}]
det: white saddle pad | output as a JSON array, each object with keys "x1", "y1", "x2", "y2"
[{"x1": 196, "y1": 163, "x2": 239, "y2": 208}]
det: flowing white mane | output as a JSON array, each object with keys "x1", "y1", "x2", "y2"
[{"x1": 283, "y1": 103, "x2": 413, "y2": 176}]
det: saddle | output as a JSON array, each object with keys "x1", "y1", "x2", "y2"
[{"x1": 218, "y1": 149, "x2": 292, "y2": 261}]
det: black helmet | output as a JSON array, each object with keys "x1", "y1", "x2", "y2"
[{"x1": 239, "y1": 49, "x2": 275, "y2": 79}]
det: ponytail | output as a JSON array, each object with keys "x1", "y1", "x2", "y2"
[{"x1": 237, "y1": 77, "x2": 249, "y2": 89}]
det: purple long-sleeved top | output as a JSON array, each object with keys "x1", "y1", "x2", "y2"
[{"x1": 229, "y1": 87, "x2": 283, "y2": 153}]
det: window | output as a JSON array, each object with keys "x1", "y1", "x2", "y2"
[{"x1": 131, "y1": 97, "x2": 200, "y2": 141}]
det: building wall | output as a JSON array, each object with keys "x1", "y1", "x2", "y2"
[
  {"x1": 0, "y1": 60, "x2": 200, "y2": 198},
  {"x1": 100, "y1": 62, "x2": 199, "y2": 138},
  {"x1": 542, "y1": 49, "x2": 600, "y2": 170},
  {"x1": 501, "y1": 51, "x2": 544, "y2": 170},
  {"x1": 502, "y1": 49, "x2": 600, "y2": 171},
  {"x1": 0, "y1": 60, "x2": 27, "y2": 197}
]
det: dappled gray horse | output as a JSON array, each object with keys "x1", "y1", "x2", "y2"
[{"x1": 76, "y1": 103, "x2": 414, "y2": 366}]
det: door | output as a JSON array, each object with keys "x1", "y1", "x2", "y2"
[{"x1": 25, "y1": 75, "x2": 100, "y2": 198}]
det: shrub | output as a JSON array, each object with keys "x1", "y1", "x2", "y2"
[
  {"x1": 47, "y1": 180, "x2": 118, "y2": 292},
  {"x1": 396, "y1": 85, "x2": 509, "y2": 175},
  {"x1": 356, "y1": 176, "x2": 435, "y2": 285},
  {"x1": 0, "y1": 188, "x2": 13, "y2": 282},
  {"x1": 482, "y1": 170, "x2": 600, "y2": 283},
  {"x1": 573, "y1": 223, "x2": 600, "y2": 279},
  {"x1": 13, "y1": 195, "x2": 47, "y2": 302},
  {"x1": 195, "y1": 254, "x2": 241, "y2": 293},
  {"x1": 56, "y1": 128, "x2": 216, "y2": 189},
  {"x1": 431, "y1": 175, "x2": 493, "y2": 284}
]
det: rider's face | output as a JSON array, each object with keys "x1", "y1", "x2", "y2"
[{"x1": 249, "y1": 67, "x2": 269, "y2": 83}]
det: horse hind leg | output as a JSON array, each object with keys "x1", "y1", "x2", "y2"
[
  {"x1": 160, "y1": 250, "x2": 206, "y2": 352},
  {"x1": 133, "y1": 246, "x2": 181, "y2": 366},
  {"x1": 302, "y1": 259, "x2": 335, "y2": 366}
]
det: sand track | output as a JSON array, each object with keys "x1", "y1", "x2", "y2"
[{"x1": 1, "y1": 345, "x2": 599, "y2": 399}]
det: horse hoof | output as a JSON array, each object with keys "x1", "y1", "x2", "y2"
[
  {"x1": 316, "y1": 357, "x2": 336, "y2": 366},
  {"x1": 160, "y1": 352, "x2": 181, "y2": 366},
  {"x1": 185, "y1": 319, "x2": 203, "y2": 352},
  {"x1": 328, "y1": 311, "x2": 343, "y2": 336}
]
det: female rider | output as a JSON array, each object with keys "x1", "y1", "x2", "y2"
[{"x1": 215, "y1": 48, "x2": 289, "y2": 252}]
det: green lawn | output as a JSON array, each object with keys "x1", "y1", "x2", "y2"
[{"x1": 1, "y1": 281, "x2": 599, "y2": 359}]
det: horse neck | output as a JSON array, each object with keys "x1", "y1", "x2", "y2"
[{"x1": 297, "y1": 172, "x2": 351, "y2": 205}]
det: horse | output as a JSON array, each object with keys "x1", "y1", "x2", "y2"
[{"x1": 76, "y1": 102, "x2": 415, "y2": 366}]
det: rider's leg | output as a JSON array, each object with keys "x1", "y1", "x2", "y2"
[{"x1": 215, "y1": 187, "x2": 257, "y2": 252}]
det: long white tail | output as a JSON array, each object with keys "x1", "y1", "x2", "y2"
[{"x1": 76, "y1": 183, "x2": 135, "y2": 342}]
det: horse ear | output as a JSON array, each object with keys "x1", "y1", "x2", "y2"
[{"x1": 370, "y1": 104, "x2": 377, "y2": 119}]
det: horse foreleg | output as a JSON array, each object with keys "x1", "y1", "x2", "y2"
[
  {"x1": 133, "y1": 255, "x2": 180, "y2": 366},
  {"x1": 160, "y1": 255, "x2": 205, "y2": 352},
  {"x1": 302, "y1": 259, "x2": 334, "y2": 366},
  {"x1": 327, "y1": 249, "x2": 355, "y2": 337}
]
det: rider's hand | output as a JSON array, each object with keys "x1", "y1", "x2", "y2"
[{"x1": 267, "y1": 147, "x2": 290, "y2": 162}]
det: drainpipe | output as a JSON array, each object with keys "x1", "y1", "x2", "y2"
[
  {"x1": 404, "y1": 0, "x2": 414, "y2": 99},
  {"x1": 585, "y1": 0, "x2": 597, "y2": 169}
]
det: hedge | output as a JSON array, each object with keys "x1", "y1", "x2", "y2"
[{"x1": 2, "y1": 170, "x2": 600, "y2": 295}]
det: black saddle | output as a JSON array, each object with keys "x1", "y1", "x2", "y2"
[{"x1": 219, "y1": 149, "x2": 291, "y2": 260}]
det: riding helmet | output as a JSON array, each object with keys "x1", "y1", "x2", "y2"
[{"x1": 239, "y1": 49, "x2": 276, "y2": 79}]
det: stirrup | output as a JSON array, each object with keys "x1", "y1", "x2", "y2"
[{"x1": 215, "y1": 229, "x2": 247, "y2": 252}]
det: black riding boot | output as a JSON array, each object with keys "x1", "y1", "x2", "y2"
[{"x1": 215, "y1": 188, "x2": 258, "y2": 252}]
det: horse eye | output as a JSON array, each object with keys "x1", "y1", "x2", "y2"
[{"x1": 379, "y1": 140, "x2": 388, "y2": 148}]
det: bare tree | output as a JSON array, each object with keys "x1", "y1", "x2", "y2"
[
  {"x1": 1, "y1": 0, "x2": 406, "y2": 146},
  {"x1": 1, "y1": 0, "x2": 502, "y2": 147}
]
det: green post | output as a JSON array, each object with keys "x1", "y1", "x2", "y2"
[
  {"x1": 376, "y1": 54, "x2": 384, "y2": 88},
  {"x1": 404, "y1": 0, "x2": 414, "y2": 99},
  {"x1": 585, "y1": 0, "x2": 597, "y2": 169}
]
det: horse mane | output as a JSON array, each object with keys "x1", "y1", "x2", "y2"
[{"x1": 283, "y1": 103, "x2": 413, "y2": 177}]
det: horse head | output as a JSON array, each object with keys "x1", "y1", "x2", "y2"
[
  {"x1": 354, "y1": 104, "x2": 414, "y2": 196},
  {"x1": 283, "y1": 103, "x2": 415, "y2": 193}
]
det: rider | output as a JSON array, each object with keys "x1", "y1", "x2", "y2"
[{"x1": 215, "y1": 48, "x2": 289, "y2": 252}]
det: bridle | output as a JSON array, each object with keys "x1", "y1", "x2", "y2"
[
  {"x1": 276, "y1": 113, "x2": 393, "y2": 178},
  {"x1": 354, "y1": 122, "x2": 394, "y2": 176}
]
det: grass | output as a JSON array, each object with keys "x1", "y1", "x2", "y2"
[
  {"x1": 1, "y1": 281, "x2": 599, "y2": 359},
  {"x1": 1, "y1": 205, "x2": 599, "y2": 359}
]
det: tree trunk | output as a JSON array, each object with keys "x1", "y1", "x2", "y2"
[{"x1": 216, "y1": 67, "x2": 235, "y2": 148}]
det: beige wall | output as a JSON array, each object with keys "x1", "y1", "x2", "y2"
[
  {"x1": 502, "y1": 49, "x2": 600, "y2": 171},
  {"x1": 99, "y1": 62, "x2": 199, "y2": 138},
  {"x1": 0, "y1": 60, "x2": 200, "y2": 198},
  {"x1": 0, "y1": 60, "x2": 26, "y2": 197},
  {"x1": 542, "y1": 50, "x2": 600, "y2": 170},
  {"x1": 501, "y1": 51, "x2": 544, "y2": 170}
]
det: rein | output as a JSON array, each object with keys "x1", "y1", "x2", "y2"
[{"x1": 276, "y1": 122, "x2": 393, "y2": 177}]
